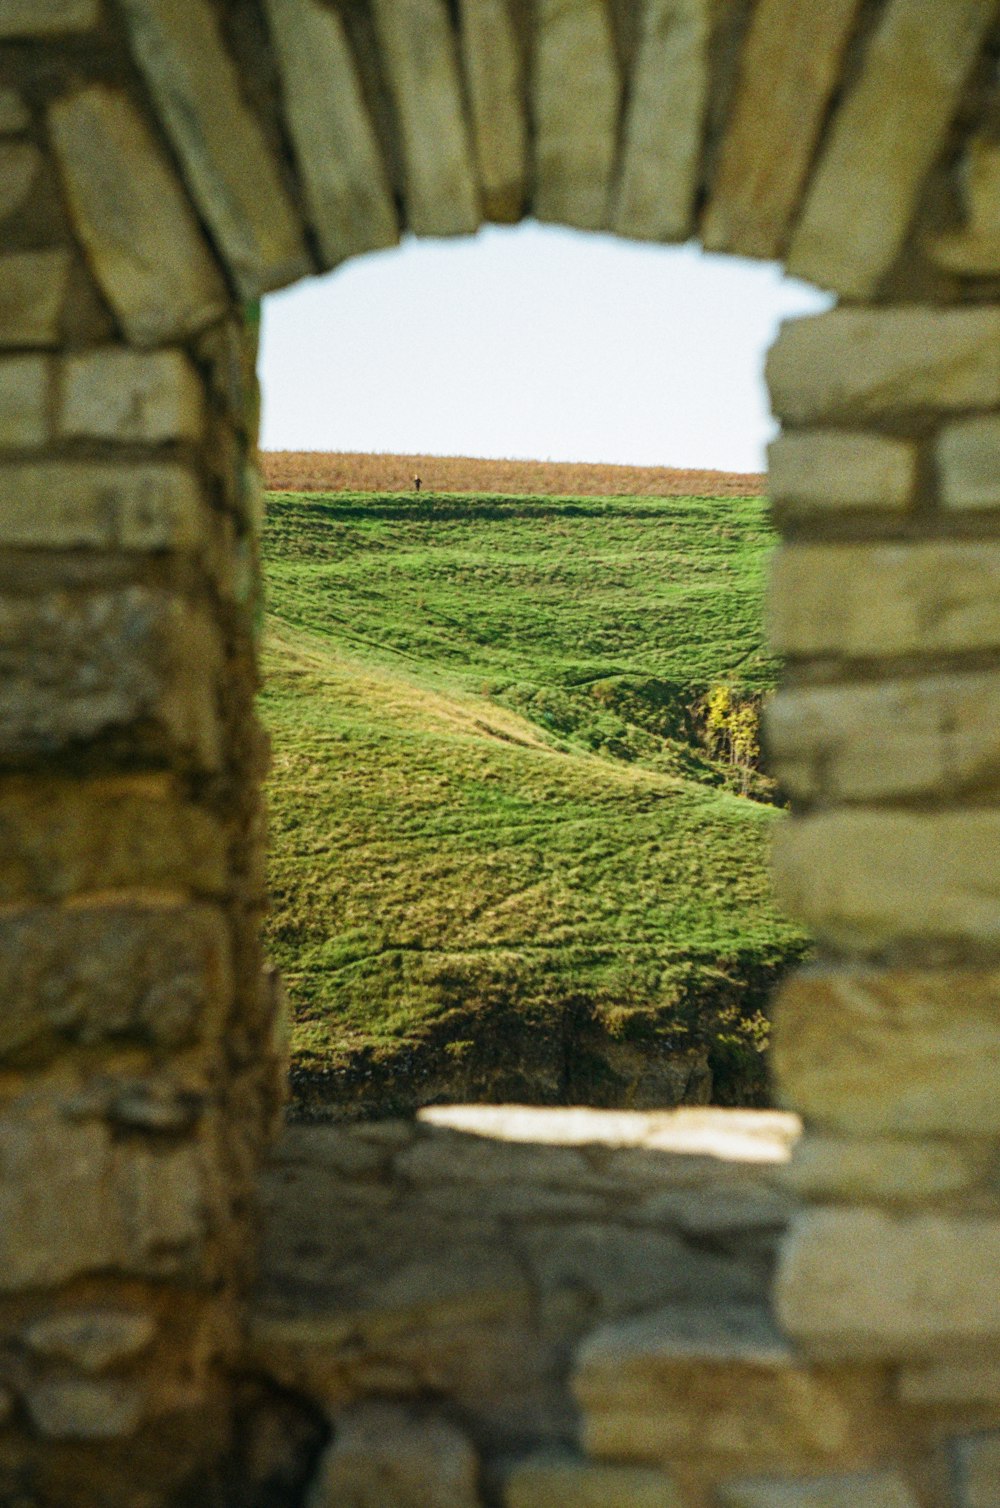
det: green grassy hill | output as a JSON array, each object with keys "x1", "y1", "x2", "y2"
[{"x1": 261, "y1": 492, "x2": 809, "y2": 1119}]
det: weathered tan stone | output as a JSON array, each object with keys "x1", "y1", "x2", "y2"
[
  {"x1": 898, "y1": 1357, "x2": 1000, "y2": 1406},
  {"x1": 932, "y1": 136, "x2": 1000, "y2": 276},
  {"x1": 0, "y1": 88, "x2": 29, "y2": 133},
  {"x1": 612, "y1": 0, "x2": 710, "y2": 242},
  {"x1": 703, "y1": 0, "x2": 861, "y2": 259},
  {"x1": 774, "y1": 968, "x2": 1000, "y2": 1137},
  {"x1": 263, "y1": 0, "x2": 397, "y2": 266},
  {"x1": 118, "y1": 0, "x2": 310, "y2": 298},
  {"x1": 953, "y1": 1433, "x2": 1000, "y2": 1508},
  {"x1": 0, "y1": 903, "x2": 232, "y2": 1060},
  {"x1": 0, "y1": 355, "x2": 49, "y2": 447},
  {"x1": 938, "y1": 415, "x2": 1000, "y2": 511},
  {"x1": 774, "y1": 811, "x2": 1000, "y2": 951},
  {"x1": 60, "y1": 348, "x2": 204, "y2": 443},
  {"x1": 307, "y1": 1403, "x2": 481, "y2": 1508},
  {"x1": 777, "y1": 1209, "x2": 1000, "y2": 1358},
  {"x1": 767, "y1": 432, "x2": 916, "y2": 516},
  {"x1": 370, "y1": 0, "x2": 479, "y2": 238},
  {"x1": 0, "y1": 587, "x2": 223, "y2": 769},
  {"x1": 788, "y1": 0, "x2": 995, "y2": 296},
  {"x1": 0, "y1": 249, "x2": 71, "y2": 348},
  {"x1": 765, "y1": 672, "x2": 1000, "y2": 803},
  {"x1": 767, "y1": 308, "x2": 1000, "y2": 425},
  {"x1": 0, "y1": 461, "x2": 206, "y2": 551},
  {"x1": 25, "y1": 1378, "x2": 144, "y2": 1440},
  {"x1": 49, "y1": 86, "x2": 227, "y2": 348},
  {"x1": 506, "y1": 1457, "x2": 680, "y2": 1508},
  {"x1": 769, "y1": 543, "x2": 1000, "y2": 660},
  {"x1": 0, "y1": 0, "x2": 98, "y2": 35},
  {"x1": 25, "y1": 1309, "x2": 156, "y2": 1371},
  {"x1": 780, "y1": 1136, "x2": 975, "y2": 1205},
  {"x1": 718, "y1": 1473, "x2": 919, "y2": 1508},
  {"x1": 534, "y1": 0, "x2": 620, "y2": 230},
  {"x1": 0, "y1": 140, "x2": 42, "y2": 223},
  {"x1": 457, "y1": 0, "x2": 527, "y2": 222}
]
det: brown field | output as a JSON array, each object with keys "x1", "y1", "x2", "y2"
[{"x1": 261, "y1": 450, "x2": 766, "y2": 497}]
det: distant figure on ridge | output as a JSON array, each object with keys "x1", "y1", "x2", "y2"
[{"x1": 413, "y1": 475, "x2": 422, "y2": 492}]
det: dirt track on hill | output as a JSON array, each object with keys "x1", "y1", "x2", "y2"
[{"x1": 262, "y1": 451, "x2": 766, "y2": 497}]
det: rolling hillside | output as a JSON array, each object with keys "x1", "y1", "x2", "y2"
[{"x1": 260, "y1": 492, "x2": 808, "y2": 1119}]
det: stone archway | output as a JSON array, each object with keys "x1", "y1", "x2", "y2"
[{"x1": 2, "y1": 0, "x2": 1000, "y2": 1503}]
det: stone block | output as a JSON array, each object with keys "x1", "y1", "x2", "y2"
[
  {"x1": 264, "y1": 0, "x2": 397, "y2": 267},
  {"x1": 371, "y1": 0, "x2": 479, "y2": 238},
  {"x1": 0, "y1": 776, "x2": 227, "y2": 902},
  {"x1": 938, "y1": 415, "x2": 1000, "y2": 510},
  {"x1": 60, "y1": 348, "x2": 204, "y2": 443},
  {"x1": 0, "y1": 0, "x2": 98, "y2": 34},
  {"x1": 718, "y1": 1473, "x2": 919, "y2": 1508},
  {"x1": 119, "y1": 0, "x2": 310, "y2": 299},
  {"x1": 457, "y1": 0, "x2": 527, "y2": 223},
  {"x1": 0, "y1": 355, "x2": 49, "y2": 448},
  {"x1": 773, "y1": 811, "x2": 1000, "y2": 952},
  {"x1": 0, "y1": 140, "x2": 42, "y2": 224},
  {"x1": 767, "y1": 308, "x2": 1000, "y2": 425},
  {"x1": 788, "y1": 0, "x2": 995, "y2": 297},
  {"x1": 765, "y1": 672, "x2": 1000, "y2": 803},
  {"x1": 703, "y1": 0, "x2": 861, "y2": 259},
  {"x1": 24, "y1": 1379, "x2": 144, "y2": 1440},
  {"x1": 767, "y1": 432, "x2": 916, "y2": 515},
  {"x1": 954, "y1": 1434, "x2": 1000, "y2": 1508},
  {"x1": 25, "y1": 1309, "x2": 156, "y2": 1371},
  {"x1": 769, "y1": 542, "x2": 1000, "y2": 660},
  {"x1": 0, "y1": 249, "x2": 71, "y2": 348},
  {"x1": 0, "y1": 902, "x2": 232, "y2": 1060},
  {"x1": 0, "y1": 461, "x2": 206, "y2": 551},
  {"x1": 49, "y1": 85, "x2": 228, "y2": 348},
  {"x1": 534, "y1": 0, "x2": 621, "y2": 230},
  {"x1": 898, "y1": 1358, "x2": 1000, "y2": 1406},
  {"x1": 506, "y1": 1457, "x2": 680, "y2": 1507},
  {"x1": 780, "y1": 1136, "x2": 975, "y2": 1205},
  {"x1": 773, "y1": 967, "x2": 1000, "y2": 1137},
  {"x1": 0, "y1": 89, "x2": 29, "y2": 133},
  {"x1": 931, "y1": 136, "x2": 1000, "y2": 276},
  {"x1": 612, "y1": 0, "x2": 709, "y2": 242},
  {"x1": 0, "y1": 586, "x2": 223, "y2": 769},
  {"x1": 776, "y1": 1209, "x2": 1000, "y2": 1359},
  {"x1": 306, "y1": 1403, "x2": 480, "y2": 1508}
]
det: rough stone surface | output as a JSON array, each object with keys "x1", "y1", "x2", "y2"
[
  {"x1": 769, "y1": 542, "x2": 1000, "y2": 660},
  {"x1": 898, "y1": 1358, "x2": 1000, "y2": 1406},
  {"x1": 0, "y1": 0, "x2": 98, "y2": 35},
  {"x1": 777, "y1": 1209, "x2": 1000, "y2": 1359},
  {"x1": 370, "y1": 0, "x2": 479, "y2": 238},
  {"x1": 613, "y1": 0, "x2": 709, "y2": 242},
  {"x1": 264, "y1": 0, "x2": 397, "y2": 267},
  {"x1": 24, "y1": 1378, "x2": 145, "y2": 1440},
  {"x1": 773, "y1": 968, "x2": 1000, "y2": 1136},
  {"x1": 0, "y1": 461, "x2": 206, "y2": 551},
  {"x1": 48, "y1": 85, "x2": 228, "y2": 348},
  {"x1": 0, "y1": 139, "x2": 42, "y2": 224},
  {"x1": 788, "y1": 0, "x2": 995, "y2": 296},
  {"x1": 952, "y1": 1433, "x2": 1000, "y2": 1508},
  {"x1": 0, "y1": 354, "x2": 49, "y2": 447},
  {"x1": 534, "y1": 0, "x2": 620, "y2": 230},
  {"x1": 0, "y1": 903, "x2": 232, "y2": 1060},
  {"x1": 932, "y1": 135, "x2": 1000, "y2": 276},
  {"x1": 765, "y1": 672, "x2": 1000, "y2": 803},
  {"x1": 118, "y1": 0, "x2": 310, "y2": 299},
  {"x1": 505, "y1": 1457, "x2": 681, "y2": 1507},
  {"x1": 60, "y1": 348, "x2": 204, "y2": 443},
  {"x1": 767, "y1": 432, "x2": 916, "y2": 515},
  {"x1": 0, "y1": 249, "x2": 70, "y2": 348},
  {"x1": 704, "y1": 0, "x2": 861, "y2": 259},
  {"x1": 767, "y1": 308, "x2": 1000, "y2": 424},
  {"x1": 25, "y1": 1309, "x2": 156, "y2": 1371},
  {"x1": 458, "y1": 0, "x2": 527, "y2": 222},
  {"x1": 306, "y1": 1404, "x2": 481, "y2": 1508},
  {"x1": 779, "y1": 1136, "x2": 975, "y2": 1205},
  {"x1": 773, "y1": 811, "x2": 1000, "y2": 952},
  {"x1": 0, "y1": 87, "x2": 29, "y2": 132},
  {"x1": 718, "y1": 1473, "x2": 920, "y2": 1508},
  {"x1": 938, "y1": 415, "x2": 1000, "y2": 511}
]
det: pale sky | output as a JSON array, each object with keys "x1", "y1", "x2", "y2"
[{"x1": 259, "y1": 222, "x2": 831, "y2": 472}]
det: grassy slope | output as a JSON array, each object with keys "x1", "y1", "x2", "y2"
[{"x1": 261, "y1": 492, "x2": 808, "y2": 1114}]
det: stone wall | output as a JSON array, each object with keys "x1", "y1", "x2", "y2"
[{"x1": 2, "y1": 0, "x2": 1000, "y2": 1504}]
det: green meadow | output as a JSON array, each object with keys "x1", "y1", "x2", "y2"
[{"x1": 260, "y1": 492, "x2": 808, "y2": 1117}]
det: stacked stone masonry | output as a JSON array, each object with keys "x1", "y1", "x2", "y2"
[{"x1": 1, "y1": 0, "x2": 1000, "y2": 1503}]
